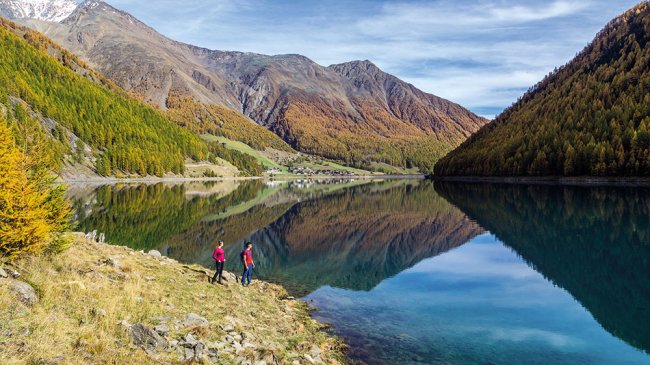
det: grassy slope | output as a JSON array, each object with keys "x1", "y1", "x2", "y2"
[
  {"x1": 203, "y1": 135, "x2": 287, "y2": 171},
  {"x1": 202, "y1": 134, "x2": 374, "y2": 175},
  {"x1": 0, "y1": 236, "x2": 345, "y2": 364}
]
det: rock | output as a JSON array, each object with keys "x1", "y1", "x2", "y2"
[
  {"x1": 128, "y1": 324, "x2": 168, "y2": 354},
  {"x1": 236, "y1": 357, "x2": 252, "y2": 365},
  {"x1": 242, "y1": 342, "x2": 256, "y2": 349},
  {"x1": 233, "y1": 334, "x2": 243, "y2": 342},
  {"x1": 195, "y1": 342, "x2": 205, "y2": 357},
  {"x1": 184, "y1": 348, "x2": 195, "y2": 361},
  {"x1": 148, "y1": 250, "x2": 162, "y2": 258},
  {"x1": 207, "y1": 347, "x2": 219, "y2": 359},
  {"x1": 91, "y1": 308, "x2": 107, "y2": 317},
  {"x1": 221, "y1": 324, "x2": 235, "y2": 332},
  {"x1": 223, "y1": 335, "x2": 235, "y2": 344},
  {"x1": 0, "y1": 267, "x2": 7, "y2": 278},
  {"x1": 169, "y1": 340, "x2": 179, "y2": 347},
  {"x1": 4, "y1": 268, "x2": 20, "y2": 278},
  {"x1": 303, "y1": 354, "x2": 317, "y2": 364},
  {"x1": 8, "y1": 279, "x2": 38, "y2": 306},
  {"x1": 104, "y1": 258, "x2": 120, "y2": 268},
  {"x1": 254, "y1": 361, "x2": 267, "y2": 365},
  {"x1": 144, "y1": 276, "x2": 155, "y2": 281},
  {"x1": 182, "y1": 333, "x2": 198, "y2": 347},
  {"x1": 154, "y1": 324, "x2": 169, "y2": 336},
  {"x1": 310, "y1": 345, "x2": 322, "y2": 358},
  {"x1": 292, "y1": 361, "x2": 300, "y2": 365},
  {"x1": 232, "y1": 342, "x2": 243, "y2": 353},
  {"x1": 183, "y1": 313, "x2": 209, "y2": 328}
]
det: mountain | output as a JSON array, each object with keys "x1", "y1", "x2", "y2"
[
  {"x1": 435, "y1": 2, "x2": 650, "y2": 177},
  {"x1": 9, "y1": 0, "x2": 487, "y2": 173},
  {"x1": 0, "y1": 0, "x2": 76, "y2": 22},
  {"x1": 0, "y1": 17, "x2": 265, "y2": 177}
]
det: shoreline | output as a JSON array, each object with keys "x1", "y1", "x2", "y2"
[
  {"x1": 430, "y1": 175, "x2": 650, "y2": 187},
  {"x1": 61, "y1": 173, "x2": 426, "y2": 185},
  {"x1": 0, "y1": 235, "x2": 347, "y2": 364}
]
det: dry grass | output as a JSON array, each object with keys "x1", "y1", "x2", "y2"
[{"x1": 0, "y1": 234, "x2": 346, "y2": 364}]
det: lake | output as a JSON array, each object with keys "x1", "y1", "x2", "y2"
[{"x1": 67, "y1": 179, "x2": 650, "y2": 365}]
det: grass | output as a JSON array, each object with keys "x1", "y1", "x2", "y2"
[
  {"x1": 368, "y1": 162, "x2": 420, "y2": 175},
  {"x1": 202, "y1": 134, "x2": 380, "y2": 176},
  {"x1": 202, "y1": 135, "x2": 287, "y2": 172},
  {"x1": 0, "y1": 235, "x2": 346, "y2": 364}
]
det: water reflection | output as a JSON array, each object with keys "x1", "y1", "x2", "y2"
[
  {"x1": 435, "y1": 182, "x2": 650, "y2": 355},
  {"x1": 73, "y1": 179, "x2": 483, "y2": 294},
  {"x1": 68, "y1": 179, "x2": 650, "y2": 364}
]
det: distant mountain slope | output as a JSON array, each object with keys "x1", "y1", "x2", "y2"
[
  {"x1": 12, "y1": 0, "x2": 486, "y2": 173},
  {"x1": 435, "y1": 2, "x2": 650, "y2": 177},
  {"x1": 0, "y1": 17, "x2": 264, "y2": 177}
]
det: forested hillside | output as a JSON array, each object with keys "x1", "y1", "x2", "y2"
[
  {"x1": 435, "y1": 2, "x2": 650, "y2": 177},
  {"x1": 0, "y1": 18, "x2": 263, "y2": 177},
  {"x1": 164, "y1": 93, "x2": 293, "y2": 153}
]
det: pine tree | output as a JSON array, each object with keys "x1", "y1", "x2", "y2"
[{"x1": 0, "y1": 116, "x2": 72, "y2": 258}]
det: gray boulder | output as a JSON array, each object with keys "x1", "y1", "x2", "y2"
[
  {"x1": 154, "y1": 324, "x2": 170, "y2": 336},
  {"x1": 129, "y1": 323, "x2": 169, "y2": 354},
  {"x1": 148, "y1": 250, "x2": 162, "y2": 258},
  {"x1": 183, "y1": 313, "x2": 209, "y2": 328},
  {"x1": 8, "y1": 279, "x2": 38, "y2": 306},
  {"x1": 0, "y1": 267, "x2": 7, "y2": 278}
]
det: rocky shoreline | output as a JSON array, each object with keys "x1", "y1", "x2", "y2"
[{"x1": 0, "y1": 235, "x2": 345, "y2": 364}]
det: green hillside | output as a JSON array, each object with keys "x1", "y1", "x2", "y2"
[
  {"x1": 435, "y1": 2, "x2": 650, "y2": 177},
  {"x1": 0, "y1": 18, "x2": 262, "y2": 177}
]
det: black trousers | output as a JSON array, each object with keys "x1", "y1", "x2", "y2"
[{"x1": 212, "y1": 261, "x2": 224, "y2": 283}]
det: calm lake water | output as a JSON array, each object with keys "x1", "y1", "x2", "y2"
[{"x1": 67, "y1": 179, "x2": 650, "y2": 365}]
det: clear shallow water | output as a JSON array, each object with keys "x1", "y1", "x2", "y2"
[
  {"x1": 307, "y1": 235, "x2": 649, "y2": 365},
  {"x1": 68, "y1": 179, "x2": 650, "y2": 364}
]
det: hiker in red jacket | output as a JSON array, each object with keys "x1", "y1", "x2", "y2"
[
  {"x1": 211, "y1": 241, "x2": 226, "y2": 285},
  {"x1": 241, "y1": 242, "x2": 255, "y2": 286}
]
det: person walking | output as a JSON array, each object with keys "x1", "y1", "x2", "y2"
[
  {"x1": 212, "y1": 241, "x2": 226, "y2": 285},
  {"x1": 241, "y1": 242, "x2": 255, "y2": 286}
]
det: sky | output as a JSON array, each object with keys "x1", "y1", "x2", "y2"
[{"x1": 102, "y1": 0, "x2": 640, "y2": 118}]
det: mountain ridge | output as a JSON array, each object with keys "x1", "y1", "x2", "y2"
[{"x1": 4, "y1": 0, "x2": 487, "y2": 173}]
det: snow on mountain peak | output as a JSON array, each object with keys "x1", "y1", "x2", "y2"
[{"x1": 0, "y1": 0, "x2": 79, "y2": 22}]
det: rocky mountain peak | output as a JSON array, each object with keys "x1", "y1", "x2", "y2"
[{"x1": 0, "y1": 0, "x2": 78, "y2": 22}]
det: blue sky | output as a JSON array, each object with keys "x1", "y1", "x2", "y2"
[{"x1": 103, "y1": 0, "x2": 640, "y2": 118}]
